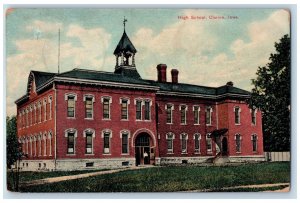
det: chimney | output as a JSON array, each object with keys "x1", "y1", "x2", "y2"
[
  {"x1": 171, "y1": 69, "x2": 179, "y2": 83},
  {"x1": 226, "y1": 81, "x2": 234, "y2": 86},
  {"x1": 156, "y1": 64, "x2": 167, "y2": 82}
]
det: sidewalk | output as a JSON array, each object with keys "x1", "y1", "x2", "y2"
[
  {"x1": 22, "y1": 165, "x2": 154, "y2": 186},
  {"x1": 185, "y1": 183, "x2": 290, "y2": 192}
]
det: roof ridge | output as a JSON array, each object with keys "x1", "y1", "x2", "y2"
[
  {"x1": 69, "y1": 68, "x2": 115, "y2": 75},
  {"x1": 31, "y1": 70, "x2": 57, "y2": 75},
  {"x1": 146, "y1": 79, "x2": 218, "y2": 89}
]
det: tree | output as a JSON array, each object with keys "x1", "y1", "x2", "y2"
[
  {"x1": 6, "y1": 116, "x2": 19, "y2": 168},
  {"x1": 250, "y1": 34, "x2": 290, "y2": 151}
]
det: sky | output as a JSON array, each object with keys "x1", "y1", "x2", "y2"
[{"x1": 5, "y1": 8, "x2": 290, "y2": 116}]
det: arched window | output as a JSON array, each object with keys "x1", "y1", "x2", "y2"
[
  {"x1": 65, "y1": 128, "x2": 77, "y2": 154},
  {"x1": 120, "y1": 130, "x2": 130, "y2": 154},
  {"x1": 234, "y1": 106, "x2": 241, "y2": 125},
  {"x1": 166, "y1": 132, "x2": 175, "y2": 153},
  {"x1": 180, "y1": 105, "x2": 188, "y2": 125},
  {"x1": 235, "y1": 134, "x2": 242, "y2": 153},
  {"x1": 165, "y1": 104, "x2": 174, "y2": 124},
  {"x1": 206, "y1": 133, "x2": 212, "y2": 153},
  {"x1": 205, "y1": 106, "x2": 213, "y2": 125},
  {"x1": 65, "y1": 93, "x2": 77, "y2": 118},
  {"x1": 180, "y1": 133, "x2": 188, "y2": 153},
  {"x1": 102, "y1": 129, "x2": 112, "y2": 154},
  {"x1": 194, "y1": 133, "x2": 201, "y2": 153},
  {"x1": 251, "y1": 134, "x2": 258, "y2": 152},
  {"x1": 48, "y1": 131, "x2": 53, "y2": 156},
  {"x1": 84, "y1": 128, "x2": 95, "y2": 154}
]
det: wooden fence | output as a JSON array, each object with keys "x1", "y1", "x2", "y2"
[{"x1": 264, "y1": 151, "x2": 290, "y2": 162}]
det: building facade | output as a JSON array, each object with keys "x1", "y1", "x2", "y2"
[{"x1": 15, "y1": 27, "x2": 264, "y2": 171}]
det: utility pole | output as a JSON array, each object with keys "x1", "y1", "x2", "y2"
[{"x1": 58, "y1": 28, "x2": 60, "y2": 74}]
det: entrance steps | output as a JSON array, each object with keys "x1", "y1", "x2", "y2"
[{"x1": 213, "y1": 156, "x2": 230, "y2": 165}]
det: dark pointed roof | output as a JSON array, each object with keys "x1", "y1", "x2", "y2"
[{"x1": 113, "y1": 31, "x2": 137, "y2": 55}]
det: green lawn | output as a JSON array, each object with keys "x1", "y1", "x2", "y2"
[
  {"x1": 15, "y1": 162, "x2": 290, "y2": 192},
  {"x1": 7, "y1": 169, "x2": 109, "y2": 191}
]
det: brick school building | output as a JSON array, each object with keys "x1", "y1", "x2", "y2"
[{"x1": 15, "y1": 26, "x2": 264, "y2": 171}]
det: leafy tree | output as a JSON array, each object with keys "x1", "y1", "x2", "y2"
[
  {"x1": 250, "y1": 34, "x2": 290, "y2": 151},
  {"x1": 6, "y1": 116, "x2": 19, "y2": 168}
]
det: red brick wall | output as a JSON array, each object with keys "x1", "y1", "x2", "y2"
[
  {"x1": 157, "y1": 97, "x2": 264, "y2": 158},
  {"x1": 221, "y1": 100, "x2": 264, "y2": 156},
  {"x1": 17, "y1": 87, "x2": 55, "y2": 160},
  {"x1": 156, "y1": 96, "x2": 218, "y2": 157},
  {"x1": 55, "y1": 83, "x2": 158, "y2": 159}
]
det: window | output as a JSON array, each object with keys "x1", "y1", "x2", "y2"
[
  {"x1": 251, "y1": 134, "x2": 258, "y2": 152},
  {"x1": 44, "y1": 98, "x2": 47, "y2": 121},
  {"x1": 144, "y1": 100, "x2": 151, "y2": 120},
  {"x1": 166, "y1": 133, "x2": 174, "y2": 153},
  {"x1": 102, "y1": 97, "x2": 111, "y2": 119},
  {"x1": 235, "y1": 134, "x2": 241, "y2": 153},
  {"x1": 103, "y1": 130, "x2": 112, "y2": 154},
  {"x1": 166, "y1": 104, "x2": 173, "y2": 124},
  {"x1": 180, "y1": 133, "x2": 188, "y2": 153},
  {"x1": 38, "y1": 101, "x2": 42, "y2": 123},
  {"x1": 121, "y1": 132, "x2": 129, "y2": 154},
  {"x1": 30, "y1": 136, "x2": 33, "y2": 157},
  {"x1": 26, "y1": 108, "x2": 29, "y2": 127},
  {"x1": 34, "y1": 104, "x2": 37, "y2": 124},
  {"x1": 194, "y1": 134, "x2": 201, "y2": 153},
  {"x1": 193, "y1": 106, "x2": 200, "y2": 125},
  {"x1": 22, "y1": 110, "x2": 25, "y2": 127},
  {"x1": 206, "y1": 133, "x2": 212, "y2": 153},
  {"x1": 38, "y1": 135, "x2": 42, "y2": 156},
  {"x1": 84, "y1": 96, "x2": 94, "y2": 119},
  {"x1": 251, "y1": 108, "x2": 257, "y2": 125},
  {"x1": 180, "y1": 105, "x2": 187, "y2": 124},
  {"x1": 234, "y1": 106, "x2": 241, "y2": 124},
  {"x1": 34, "y1": 136, "x2": 37, "y2": 157},
  {"x1": 30, "y1": 106, "x2": 33, "y2": 126},
  {"x1": 121, "y1": 99, "x2": 128, "y2": 120},
  {"x1": 44, "y1": 134, "x2": 47, "y2": 156},
  {"x1": 18, "y1": 112, "x2": 22, "y2": 129},
  {"x1": 85, "y1": 132, "x2": 93, "y2": 154},
  {"x1": 65, "y1": 93, "x2": 77, "y2": 118},
  {"x1": 48, "y1": 96, "x2": 52, "y2": 120},
  {"x1": 205, "y1": 106, "x2": 212, "y2": 125},
  {"x1": 136, "y1": 100, "x2": 142, "y2": 120},
  {"x1": 67, "y1": 132, "x2": 75, "y2": 154},
  {"x1": 48, "y1": 131, "x2": 52, "y2": 156}
]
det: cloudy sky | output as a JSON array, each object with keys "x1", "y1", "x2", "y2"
[{"x1": 6, "y1": 8, "x2": 290, "y2": 116}]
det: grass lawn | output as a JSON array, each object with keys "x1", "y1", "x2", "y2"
[
  {"x1": 16, "y1": 162, "x2": 290, "y2": 192},
  {"x1": 7, "y1": 169, "x2": 109, "y2": 191}
]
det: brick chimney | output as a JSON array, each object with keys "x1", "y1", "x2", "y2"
[
  {"x1": 226, "y1": 81, "x2": 234, "y2": 86},
  {"x1": 171, "y1": 69, "x2": 179, "y2": 83},
  {"x1": 156, "y1": 64, "x2": 167, "y2": 82}
]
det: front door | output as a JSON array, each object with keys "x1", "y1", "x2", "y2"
[
  {"x1": 135, "y1": 133, "x2": 151, "y2": 166},
  {"x1": 221, "y1": 137, "x2": 228, "y2": 156}
]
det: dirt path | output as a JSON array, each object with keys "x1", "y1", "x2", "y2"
[
  {"x1": 185, "y1": 183, "x2": 290, "y2": 192},
  {"x1": 22, "y1": 166, "x2": 154, "y2": 186}
]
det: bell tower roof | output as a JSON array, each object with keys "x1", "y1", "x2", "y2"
[
  {"x1": 113, "y1": 30, "x2": 137, "y2": 55},
  {"x1": 114, "y1": 17, "x2": 137, "y2": 55},
  {"x1": 113, "y1": 17, "x2": 140, "y2": 79}
]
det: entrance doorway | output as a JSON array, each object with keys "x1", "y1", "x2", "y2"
[
  {"x1": 135, "y1": 133, "x2": 152, "y2": 166},
  {"x1": 221, "y1": 137, "x2": 228, "y2": 156}
]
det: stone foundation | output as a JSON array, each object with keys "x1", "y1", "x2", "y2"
[
  {"x1": 159, "y1": 156, "x2": 214, "y2": 165},
  {"x1": 228, "y1": 155, "x2": 265, "y2": 163},
  {"x1": 18, "y1": 160, "x2": 56, "y2": 171},
  {"x1": 55, "y1": 158, "x2": 135, "y2": 171}
]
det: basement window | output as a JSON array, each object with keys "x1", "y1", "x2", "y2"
[
  {"x1": 122, "y1": 161, "x2": 129, "y2": 166},
  {"x1": 86, "y1": 162, "x2": 94, "y2": 167}
]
